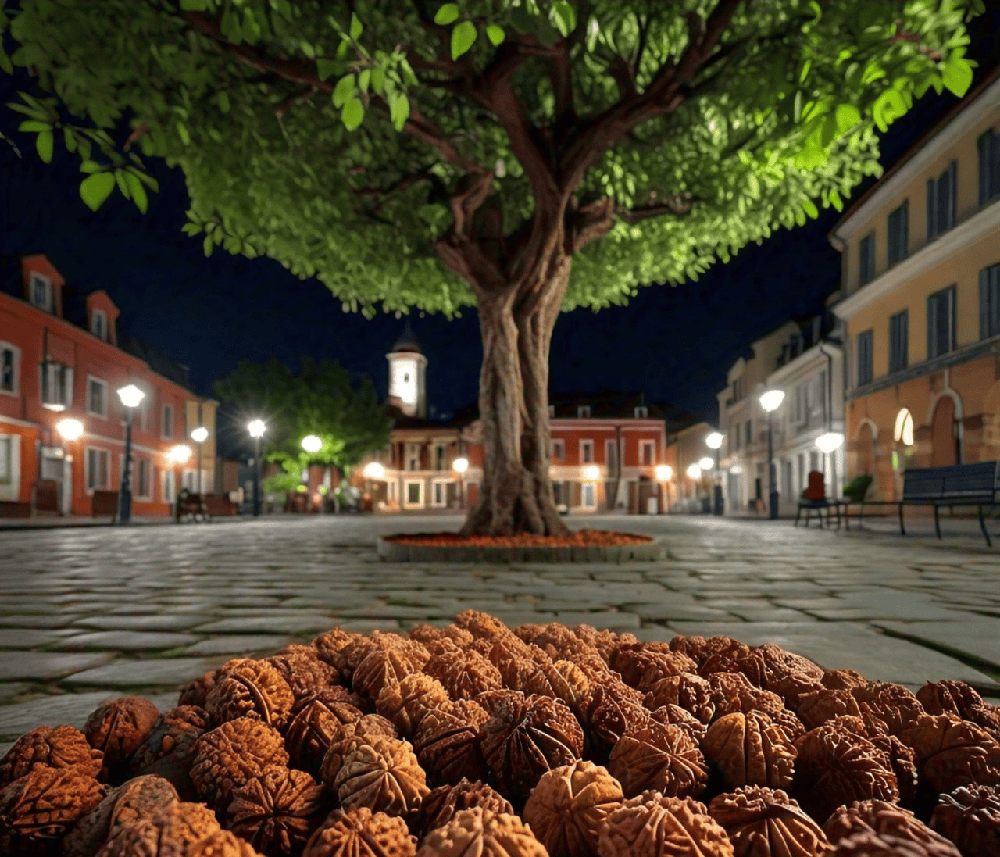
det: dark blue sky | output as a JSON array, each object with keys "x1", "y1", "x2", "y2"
[{"x1": 2, "y1": 9, "x2": 997, "y2": 429}]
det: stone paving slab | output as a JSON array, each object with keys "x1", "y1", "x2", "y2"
[
  {"x1": 193, "y1": 614, "x2": 341, "y2": 634},
  {"x1": 52, "y1": 631, "x2": 202, "y2": 651},
  {"x1": 181, "y1": 635, "x2": 297, "y2": 656},
  {"x1": 872, "y1": 619, "x2": 1000, "y2": 666},
  {"x1": 0, "y1": 652, "x2": 115, "y2": 680},
  {"x1": 70, "y1": 614, "x2": 212, "y2": 632},
  {"x1": 0, "y1": 629, "x2": 83, "y2": 647},
  {"x1": 62, "y1": 657, "x2": 225, "y2": 688}
]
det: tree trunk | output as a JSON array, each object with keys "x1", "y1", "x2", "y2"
[{"x1": 460, "y1": 259, "x2": 571, "y2": 536}]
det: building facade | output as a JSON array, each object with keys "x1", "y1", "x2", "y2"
[
  {"x1": 718, "y1": 311, "x2": 846, "y2": 515},
  {"x1": 1, "y1": 254, "x2": 215, "y2": 517},
  {"x1": 829, "y1": 70, "x2": 1000, "y2": 500}
]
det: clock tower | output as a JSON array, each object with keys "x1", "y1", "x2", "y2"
[{"x1": 386, "y1": 321, "x2": 427, "y2": 418}]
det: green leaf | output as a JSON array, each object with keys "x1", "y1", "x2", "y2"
[
  {"x1": 434, "y1": 3, "x2": 460, "y2": 25},
  {"x1": 350, "y1": 13, "x2": 363, "y2": 39},
  {"x1": 835, "y1": 103, "x2": 860, "y2": 134},
  {"x1": 18, "y1": 120, "x2": 50, "y2": 132},
  {"x1": 63, "y1": 127, "x2": 76, "y2": 153},
  {"x1": 389, "y1": 91, "x2": 409, "y2": 131},
  {"x1": 552, "y1": 2, "x2": 576, "y2": 37},
  {"x1": 125, "y1": 172, "x2": 148, "y2": 213},
  {"x1": 79, "y1": 173, "x2": 115, "y2": 211},
  {"x1": 370, "y1": 67, "x2": 386, "y2": 95},
  {"x1": 182, "y1": 222, "x2": 201, "y2": 236},
  {"x1": 35, "y1": 130, "x2": 53, "y2": 163},
  {"x1": 486, "y1": 24, "x2": 505, "y2": 46},
  {"x1": 203, "y1": 235, "x2": 213, "y2": 256},
  {"x1": 176, "y1": 122, "x2": 190, "y2": 145},
  {"x1": 79, "y1": 159, "x2": 101, "y2": 173},
  {"x1": 451, "y1": 20, "x2": 477, "y2": 59},
  {"x1": 179, "y1": 0, "x2": 207, "y2": 9},
  {"x1": 358, "y1": 69, "x2": 371, "y2": 93},
  {"x1": 316, "y1": 58, "x2": 337, "y2": 81},
  {"x1": 941, "y1": 53, "x2": 973, "y2": 97},
  {"x1": 115, "y1": 170, "x2": 132, "y2": 200},
  {"x1": 217, "y1": 91, "x2": 230, "y2": 113},
  {"x1": 802, "y1": 198, "x2": 818, "y2": 219},
  {"x1": 0, "y1": 47, "x2": 12, "y2": 76},
  {"x1": 342, "y1": 97, "x2": 364, "y2": 131},
  {"x1": 332, "y1": 74, "x2": 355, "y2": 108}
]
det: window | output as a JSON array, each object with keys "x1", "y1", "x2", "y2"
[
  {"x1": 732, "y1": 423, "x2": 741, "y2": 451},
  {"x1": 431, "y1": 481, "x2": 446, "y2": 506},
  {"x1": 894, "y1": 409, "x2": 914, "y2": 446},
  {"x1": 639, "y1": 440, "x2": 655, "y2": 466},
  {"x1": 577, "y1": 405, "x2": 591, "y2": 418},
  {"x1": 858, "y1": 231, "x2": 875, "y2": 286},
  {"x1": 137, "y1": 459, "x2": 151, "y2": 499},
  {"x1": 927, "y1": 286, "x2": 955, "y2": 359},
  {"x1": 0, "y1": 343, "x2": 18, "y2": 395},
  {"x1": 552, "y1": 439, "x2": 564, "y2": 461},
  {"x1": 634, "y1": 406, "x2": 648, "y2": 418},
  {"x1": 605, "y1": 439, "x2": 618, "y2": 471},
  {"x1": 980, "y1": 263, "x2": 1000, "y2": 340},
  {"x1": 86, "y1": 377, "x2": 108, "y2": 418},
  {"x1": 581, "y1": 482, "x2": 596, "y2": 508},
  {"x1": 163, "y1": 469, "x2": 175, "y2": 504},
  {"x1": 978, "y1": 128, "x2": 1000, "y2": 205},
  {"x1": 927, "y1": 161, "x2": 957, "y2": 239},
  {"x1": 0, "y1": 436, "x2": 12, "y2": 484},
  {"x1": 857, "y1": 329, "x2": 874, "y2": 386},
  {"x1": 29, "y1": 274, "x2": 52, "y2": 311},
  {"x1": 407, "y1": 443, "x2": 419, "y2": 471},
  {"x1": 405, "y1": 481, "x2": 422, "y2": 506},
  {"x1": 162, "y1": 405, "x2": 173, "y2": 438},
  {"x1": 90, "y1": 310, "x2": 107, "y2": 340},
  {"x1": 434, "y1": 444, "x2": 446, "y2": 471},
  {"x1": 889, "y1": 310, "x2": 909, "y2": 373},
  {"x1": 887, "y1": 202, "x2": 908, "y2": 267},
  {"x1": 745, "y1": 419, "x2": 752, "y2": 446},
  {"x1": 580, "y1": 440, "x2": 594, "y2": 463},
  {"x1": 85, "y1": 448, "x2": 110, "y2": 491},
  {"x1": 40, "y1": 362, "x2": 72, "y2": 410}
]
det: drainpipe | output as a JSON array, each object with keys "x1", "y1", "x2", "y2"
[{"x1": 817, "y1": 341, "x2": 837, "y2": 497}]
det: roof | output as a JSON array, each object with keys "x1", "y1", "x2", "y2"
[{"x1": 390, "y1": 320, "x2": 422, "y2": 354}]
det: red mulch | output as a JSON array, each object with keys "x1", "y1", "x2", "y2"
[{"x1": 383, "y1": 528, "x2": 654, "y2": 547}]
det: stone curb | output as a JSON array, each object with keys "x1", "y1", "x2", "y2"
[{"x1": 376, "y1": 536, "x2": 667, "y2": 563}]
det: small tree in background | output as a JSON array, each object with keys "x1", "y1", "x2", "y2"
[
  {"x1": 214, "y1": 356, "x2": 392, "y2": 495},
  {"x1": 1, "y1": 0, "x2": 982, "y2": 534}
]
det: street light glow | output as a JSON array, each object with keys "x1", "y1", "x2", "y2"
[
  {"x1": 583, "y1": 464, "x2": 600, "y2": 481},
  {"x1": 301, "y1": 435, "x2": 322, "y2": 453},
  {"x1": 816, "y1": 432, "x2": 845, "y2": 453},
  {"x1": 686, "y1": 463, "x2": 702, "y2": 480},
  {"x1": 117, "y1": 383, "x2": 145, "y2": 409},
  {"x1": 56, "y1": 418, "x2": 84, "y2": 441},
  {"x1": 705, "y1": 431, "x2": 723, "y2": 449},
  {"x1": 759, "y1": 389, "x2": 785, "y2": 412},
  {"x1": 654, "y1": 464, "x2": 672, "y2": 481},
  {"x1": 698, "y1": 456, "x2": 714, "y2": 471},
  {"x1": 168, "y1": 444, "x2": 192, "y2": 463},
  {"x1": 363, "y1": 461, "x2": 386, "y2": 479},
  {"x1": 453, "y1": 457, "x2": 469, "y2": 474},
  {"x1": 248, "y1": 419, "x2": 266, "y2": 438},
  {"x1": 190, "y1": 426, "x2": 209, "y2": 443}
]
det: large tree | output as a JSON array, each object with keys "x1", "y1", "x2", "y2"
[
  {"x1": 1, "y1": 0, "x2": 982, "y2": 534},
  {"x1": 214, "y1": 356, "x2": 392, "y2": 487}
]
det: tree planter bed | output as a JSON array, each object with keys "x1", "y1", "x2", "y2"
[
  {"x1": 1, "y1": 611, "x2": 997, "y2": 856},
  {"x1": 378, "y1": 530, "x2": 666, "y2": 563}
]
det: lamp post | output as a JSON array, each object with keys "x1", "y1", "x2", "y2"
[
  {"x1": 655, "y1": 464, "x2": 672, "y2": 514},
  {"x1": 759, "y1": 389, "x2": 785, "y2": 520},
  {"x1": 248, "y1": 419, "x2": 266, "y2": 517},
  {"x1": 116, "y1": 384, "x2": 146, "y2": 525},
  {"x1": 453, "y1": 456, "x2": 469, "y2": 510},
  {"x1": 705, "y1": 431, "x2": 724, "y2": 516},
  {"x1": 168, "y1": 444, "x2": 191, "y2": 515},
  {"x1": 190, "y1": 426, "x2": 208, "y2": 496},
  {"x1": 55, "y1": 418, "x2": 84, "y2": 515}
]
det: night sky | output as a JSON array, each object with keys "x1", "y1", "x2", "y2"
[{"x1": 2, "y1": 8, "x2": 998, "y2": 455}]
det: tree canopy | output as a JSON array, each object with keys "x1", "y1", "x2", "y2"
[
  {"x1": 213, "y1": 356, "x2": 392, "y2": 487},
  {"x1": 1, "y1": 1, "x2": 982, "y2": 314}
]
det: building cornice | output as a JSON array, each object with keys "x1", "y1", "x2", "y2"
[
  {"x1": 768, "y1": 342, "x2": 843, "y2": 386},
  {"x1": 833, "y1": 201, "x2": 1000, "y2": 319},
  {"x1": 830, "y1": 74, "x2": 1000, "y2": 243}
]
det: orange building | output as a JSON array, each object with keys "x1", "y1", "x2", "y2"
[
  {"x1": 829, "y1": 69, "x2": 1000, "y2": 500},
  {"x1": 1, "y1": 254, "x2": 215, "y2": 518}
]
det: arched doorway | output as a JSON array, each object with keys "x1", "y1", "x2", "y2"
[
  {"x1": 930, "y1": 396, "x2": 959, "y2": 466},
  {"x1": 858, "y1": 423, "x2": 876, "y2": 474}
]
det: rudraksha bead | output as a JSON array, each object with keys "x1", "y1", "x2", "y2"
[
  {"x1": 607, "y1": 719, "x2": 708, "y2": 799},
  {"x1": 708, "y1": 786, "x2": 830, "y2": 857},
  {"x1": 823, "y1": 800, "x2": 959, "y2": 854},
  {"x1": 302, "y1": 807, "x2": 416, "y2": 857},
  {"x1": 415, "y1": 807, "x2": 547, "y2": 857},
  {"x1": 0, "y1": 724, "x2": 103, "y2": 788},
  {"x1": 597, "y1": 796, "x2": 734, "y2": 857},
  {"x1": 415, "y1": 778, "x2": 514, "y2": 838},
  {"x1": 930, "y1": 784, "x2": 1000, "y2": 857},
  {"x1": 702, "y1": 711, "x2": 797, "y2": 790},
  {"x1": 84, "y1": 696, "x2": 160, "y2": 782},
  {"x1": 413, "y1": 700, "x2": 490, "y2": 787}
]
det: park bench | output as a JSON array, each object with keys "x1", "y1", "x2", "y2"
[
  {"x1": 175, "y1": 489, "x2": 210, "y2": 523},
  {"x1": 848, "y1": 461, "x2": 999, "y2": 546}
]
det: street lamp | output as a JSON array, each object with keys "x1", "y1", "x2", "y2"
[
  {"x1": 759, "y1": 388, "x2": 785, "y2": 520},
  {"x1": 453, "y1": 456, "x2": 469, "y2": 510},
  {"x1": 190, "y1": 426, "x2": 209, "y2": 496},
  {"x1": 705, "y1": 431, "x2": 724, "y2": 516},
  {"x1": 248, "y1": 419, "x2": 266, "y2": 517},
  {"x1": 816, "y1": 431, "x2": 844, "y2": 500},
  {"x1": 56, "y1": 418, "x2": 84, "y2": 515},
  {"x1": 116, "y1": 383, "x2": 146, "y2": 525}
]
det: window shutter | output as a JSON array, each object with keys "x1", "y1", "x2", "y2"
[
  {"x1": 979, "y1": 131, "x2": 991, "y2": 205},
  {"x1": 927, "y1": 178, "x2": 937, "y2": 239},
  {"x1": 901, "y1": 312, "x2": 908, "y2": 368},
  {"x1": 928, "y1": 294, "x2": 938, "y2": 359},
  {"x1": 946, "y1": 161, "x2": 957, "y2": 229},
  {"x1": 980, "y1": 267, "x2": 991, "y2": 341}
]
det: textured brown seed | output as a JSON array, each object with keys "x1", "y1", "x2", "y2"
[
  {"x1": 424, "y1": 647, "x2": 504, "y2": 701},
  {"x1": 522, "y1": 760, "x2": 625, "y2": 857},
  {"x1": 302, "y1": 807, "x2": 416, "y2": 857},
  {"x1": 644, "y1": 672, "x2": 716, "y2": 724},
  {"x1": 900, "y1": 713, "x2": 1000, "y2": 795},
  {"x1": 83, "y1": 696, "x2": 161, "y2": 781},
  {"x1": 204, "y1": 659, "x2": 296, "y2": 730},
  {"x1": 415, "y1": 807, "x2": 547, "y2": 857},
  {"x1": 265, "y1": 646, "x2": 341, "y2": 708},
  {"x1": 930, "y1": 783, "x2": 1000, "y2": 857},
  {"x1": 0, "y1": 724, "x2": 103, "y2": 788},
  {"x1": 415, "y1": 778, "x2": 514, "y2": 838},
  {"x1": 702, "y1": 711, "x2": 797, "y2": 790},
  {"x1": 334, "y1": 735, "x2": 429, "y2": 816},
  {"x1": 285, "y1": 690, "x2": 365, "y2": 776},
  {"x1": 823, "y1": 799, "x2": 958, "y2": 854},
  {"x1": 375, "y1": 673, "x2": 449, "y2": 737},
  {"x1": 607, "y1": 719, "x2": 708, "y2": 799},
  {"x1": 850, "y1": 683, "x2": 925, "y2": 737},
  {"x1": 94, "y1": 800, "x2": 223, "y2": 857},
  {"x1": 576, "y1": 678, "x2": 650, "y2": 758},
  {"x1": 828, "y1": 830, "x2": 960, "y2": 856},
  {"x1": 0, "y1": 765, "x2": 107, "y2": 851},
  {"x1": 352, "y1": 643, "x2": 429, "y2": 703},
  {"x1": 597, "y1": 796, "x2": 735, "y2": 857},
  {"x1": 708, "y1": 786, "x2": 830, "y2": 857}
]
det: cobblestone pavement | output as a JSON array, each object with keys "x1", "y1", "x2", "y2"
[{"x1": 1, "y1": 514, "x2": 998, "y2": 752}]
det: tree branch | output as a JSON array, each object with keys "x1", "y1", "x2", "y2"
[
  {"x1": 617, "y1": 192, "x2": 695, "y2": 223},
  {"x1": 567, "y1": 196, "x2": 615, "y2": 252}
]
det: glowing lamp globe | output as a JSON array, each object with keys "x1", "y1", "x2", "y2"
[
  {"x1": 705, "y1": 431, "x2": 723, "y2": 449},
  {"x1": 686, "y1": 463, "x2": 702, "y2": 480},
  {"x1": 301, "y1": 435, "x2": 322, "y2": 453},
  {"x1": 168, "y1": 445, "x2": 192, "y2": 464},
  {"x1": 654, "y1": 465, "x2": 672, "y2": 481},
  {"x1": 759, "y1": 389, "x2": 785, "y2": 413},
  {"x1": 248, "y1": 419, "x2": 266, "y2": 439},
  {"x1": 117, "y1": 384, "x2": 145, "y2": 409},
  {"x1": 56, "y1": 418, "x2": 84, "y2": 441},
  {"x1": 583, "y1": 464, "x2": 600, "y2": 481},
  {"x1": 699, "y1": 456, "x2": 714, "y2": 471},
  {"x1": 453, "y1": 457, "x2": 469, "y2": 474},
  {"x1": 190, "y1": 426, "x2": 209, "y2": 443},
  {"x1": 363, "y1": 461, "x2": 385, "y2": 479},
  {"x1": 816, "y1": 432, "x2": 845, "y2": 453}
]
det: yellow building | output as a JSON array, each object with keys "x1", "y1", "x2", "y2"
[
  {"x1": 829, "y1": 68, "x2": 1000, "y2": 501},
  {"x1": 182, "y1": 398, "x2": 218, "y2": 494}
]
